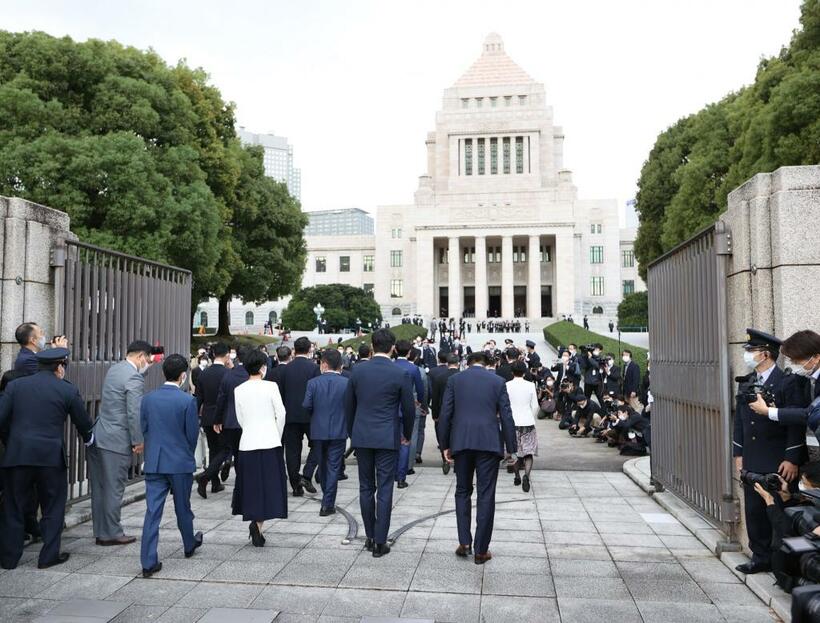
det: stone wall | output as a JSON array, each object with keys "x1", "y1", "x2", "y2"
[{"x1": 0, "y1": 196, "x2": 74, "y2": 373}]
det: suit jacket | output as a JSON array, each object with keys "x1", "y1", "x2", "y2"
[
  {"x1": 215, "y1": 364, "x2": 250, "y2": 429},
  {"x1": 428, "y1": 366, "x2": 458, "y2": 419},
  {"x1": 394, "y1": 358, "x2": 425, "y2": 403},
  {"x1": 95, "y1": 360, "x2": 145, "y2": 455},
  {"x1": 776, "y1": 374, "x2": 819, "y2": 427},
  {"x1": 0, "y1": 371, "x2": 93, "y2": 467},
  {"x1": 438, "y1": 365, "x2": 516, "y2": 457},
  {"x1": 422, "y1": 346, "x2": 437, "y2": 370},
  {"x1": 496, "y1": 363, "x2": 514, "y2": 383},
  {"x1": 304, "y1": 372, "x2": 349, "y2": 440},
  {"x1": 141, "y1": 384, "x2": 198, "y2": 474},
  {"x1": 279, "y1": 356, "x2": 320, "y2": 425},
  {"x1": 621, "y1": 361, "x2": 641, "y2": 396},
  {"x1": 345, "y1": 355, "x2": 414, "y2": 450},
  {"x1": 14, "y1": 347, "x2": 38, "y2": 376},
  {"x1": 194, "y1": 362, "x2": 229, "y2": 427}
]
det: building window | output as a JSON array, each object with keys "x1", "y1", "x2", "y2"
[
  {"x1": 490, "y1": 96, "x2": 497, "y2": 107},
  {"x1": 475, "y1": 97, "x2": 483, "y2": 108},
  {"x1": 487, "y1": 246, "x2": 501, "y2": 263},
  {"x1": 490, "y1": 138, "x2": 498, "y2": 174},
  {"x1": 590, "y1": 223, "x2": 602, "y2": 234},
  {"x1": 515, "y1": 136, "x2": 524, "y2": 174},
  {"x1": 340, "y1": 256, "x2": 350, "y2": 272},
  {"x1": 504, "y1": 95, "x2": 512, "y2": 106},
  {"x1": 363, "y1": 255, "x2": 374, "y2": 272},
  {"x1": 245, "y1": 311, "x2": 254, "y2": 326},
  {"x1": 392, "y1": 306, "x2": 402, "y2": 315},
  {"x1": 540, "y1": 245, "x2": 551, "y2": 263},
  {"x1": 461, "y1": 98, "x2": 469, "y2": 109},
  {"x1": 503, "y1": 137, "x2": 510, "y2": 174},
  {"x1": 622, "y1": 250, "x2": 635, "y2": 268},
  {"x1": 477, "y1": 138, "x2": 485, "y2": 175},
  {"x1": 519, "y1": 95, "x2": 527, "y2": 106},
  {"x1": 390, "y1": 250, "x2": 403, "y2": 268},
  {"x1": 513, "y1": 246, "x2": 527, "y2": 263},
  {"x1": 315, "y1": 256, "x2": 326, "y2": 272},
  {"x1": 363, "y1": 283, "x2": 374, "y2": 296},
  {"x1": 465, "y1": 138, "x2": 473, "y2": 175},
  {"x1": 438, "y1": 248, "x2": 448, "y2": 264},
  {"x1": 590, "y1": 246, "x2": 604, "y2": 264},
  {"x1": 391, "y1": 227, "x2": 402, "y2": 238},
  {"x1": 462, "y1": 246, "x2": 475, "y2": 264},
  {"x1": 592, "y1": 305, "x2": 604, "y2": 314},
  {"x1": 623, "y1": 280, "x2": 635, "y2": 296},
  {"x1": 390, "y1": 279, "x2": 403, "y2": 298},
  {"x1": 269, "y1": 311, "x2": 277, "y2": 323},
  {"x1": 591, "y1": 277, "x2": 604, "y2": 296},
  {"x1": 199, "y1": 311, "x2": 208, "y2": 327}
]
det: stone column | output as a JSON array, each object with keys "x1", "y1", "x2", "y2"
[
  {"x1": 554, "y1": 229, "x2": 575, "y2": 317},
  {"x1": 501, "y1": 235, "x2": 514, "y2": 318},
  {"x1": 448, "y1": 236, "x2": 462, "y2": 320},
  {"x1": 527, "y1": 234, "x2": 541, "y2": 318},
  {"x1": 416, "y1": 234, "x2": 435, "y2": 318},
  {"x1": 474, "y1": 236, "x2": 488, "y2": 319}
]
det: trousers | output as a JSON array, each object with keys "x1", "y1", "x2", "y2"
[
  {"x1": 87, "y1": 446, "x2": 131, "y2": 539},
  {"x1": 140, "y1": 473, "x2": 196, "y2": 570},
  {"x1": 454, "y1": 450, "x2": 500, "y2": 555}
]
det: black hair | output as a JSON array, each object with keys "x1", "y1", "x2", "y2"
[
  {"x1": 294, "y1": 336, "x2": 312, "y2": 355},
  {"x1": 438, "y1": 350, "x2": 448, "y2": 363},
  {"x1": 446, "y1": 353, "x2": 460, "y2": 366},
  {"x1": 322, "y1": 349, "x2": 342, "y2": 371},
  {"x1": 511, "y1": 360, "x2": 527, "y2": 377},
  {"x1": 162, "y1": 354, "x2": 188, "y2": 381},
  {"x1": 803, "y1": 461, "x2": 820, "y2": 487},
  {"x1": 371, "y1": 329, "x2": 396, "y2": 354},
  {"x1": 276, "y1": 345, "x2": 292, "y2": 362},
  {"x1": 467, "y1": 351, "x2": 489, "y2": 366},
  {"x1": 14, "y1": 322, "x2": 37, "y2": 347},
  {"x1": 407, "y1": 348, "x2": 418, "y2": 362},
  {"x1": 244, "y1": 349, "x2": 268, "y2": 376},
  {"x1": 127, "y1": 340, "x2": 153, "y2": 356},
  {"x1": 622, "y1": 349, "x2": 633, "y2": 357},
  {"x1": 395, "y1": 340, "x2": 412, "y2": 357},
  {"x1": 358, "y1": 343, "x2": 372, "y2": 359},
  {"x1": 782, "y1": 330, "x2": 820, "y2": 362},
  {"x1": 211, "y1": 342, "x2": 229, "y2": 358},
  {"x1": 505, "y1": 347, "x2": 519, "y2": 362}
]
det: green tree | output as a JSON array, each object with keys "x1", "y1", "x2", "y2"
[
  {"x1": 282, "y1": 284, "x2": 382, "y2": 332},
  {"x1": 617, "y1": 291, "x2": 649, "y2": 328}
]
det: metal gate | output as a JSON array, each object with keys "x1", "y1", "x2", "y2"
[
  {"x1": 53, "y1": 239, "x2": 192, "y2": 503},
  {"x1": 647, "y1": 221, "x2": 736, "y2": 535}
]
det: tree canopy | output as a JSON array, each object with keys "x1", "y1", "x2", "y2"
[
  {"x1": 634, "y1": 0, "x2": 819, "y2": 280},
  {"x1": 282, "y1": 284, "x2": 382, "y2": 332}
]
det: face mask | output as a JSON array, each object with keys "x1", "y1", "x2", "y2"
[
  {"x1": 562, "y1": 356, "x2": 569, "y2": 363},
  {"x1": 743, "y1": 351, "x2": 760, "y2": 370},
  {"x1": 618, "y1": 413, "x2": 628, "y2": 421},
  {"x1": 230, "y1": 352, "x2": 237, "y2": 361},
  {"x1": 140, "y1": 361, "x2": 151, "y2": 375},
  {"x1": 199, "y1": 362, "x2": 207, "y2": 370},
  {"x1": 36, "y1": 336, "x2": 47, "y2": 350},
  {"x1": 593, "y1": 350, "x2": 601, "y2": 357},
  {"x1": 260, "y1": 366, "x2": 267, "y2": 378},
  {"x1": 788, "y1": 357, "x2": 817, "y2": 377},
  {"x1": 622, "y1": 355, "x2": 630, "y2": 363},
  {"x1": 546, "y1": 380, "x2": 554, "y2": 386}
]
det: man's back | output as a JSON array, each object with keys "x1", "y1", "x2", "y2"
[
  {"x1": 141, "y1": 386, "x2": 198, "y2": 474},
  {"x1": 195, "y1": 363, "x2": 228, "y2": 426},
  {"x1": 279, "y1": 357, "x2": 320, "y2": 424},
  {"x1": 394, "y1": 358, "x2": 424, "y2": 402},
  {"x1": 429, "y1": 366, "x2": 458, "y2": 419},
  {"x1": 215, "y1": 365, "x2": 249, "y2": 429},
  {"x1": 305, "y1": 373, "x2": 349, "y2": 440},
  {"x1": 13, "y1": 347, "x2": 37, "y2": 376},
  {"x1": 95, "y1": 361, "x2": 144, "y2": 455}
]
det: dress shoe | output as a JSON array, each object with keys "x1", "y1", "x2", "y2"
[
  {"x1": 397, "y1": 481, "x2": 408, "y2": 489},
  {"x1": 415, "y1": 456, "x2": 423, "y2": 464},
  {"x1": 96, "y1": 535, "x2": 137, "y2": 546},
  {"x1": 442, "y1": 461, "x2": 450, "y2": 475},
  {"x1": 184, "y1": 531, "x2": 204, "y2": 558},
  {"x1": 220, "y1": 461, "x2": 231, "y2": 482},
  {"x1": 195, "y1": 475, "x2": 208, "y2": 499},
  {"x1": 455, "y1": 544, "x2": 473, "y2": 557},
  {"x1": 338, "y1": 473, "x2": 348, "y2": 481},
  {"x1": 407, "y1": 469, "x2": 416, "y2": 475},
  {"x1": 735, "y1": 561, "x2": 771, "y2": 574},
  {"x1": 38, "y1": 552, "x2": 70, "y2": 569},
  {"x1": 364, "y1": 538, "x2": 374, "y2": 551},
  {"x1": 513, "y1": 475, "x2": 521, "y2": 486},
  {"x1": 292, "y1": 486, "x2": 304, "y2": 497},
  {"x1": 211, "y1": 482, "x2": 225, "y2": 494},
  {"x1": 474, "y1": 551, "x2": 493, "y2": 565},
  {"x1": 249, "y1": 522, "x2": 265, "y2": 547},
  {"x1": 522, "y1": 475, "x2": 530, "y2": 493},
  {"x1": 300, "y1": 475, "x2": 317, "y2": 494},
  {"x1": 319, "y1": 506, "x2": 336, "y2": 517},
  {"x1": 142, "y1": 561, "x2": 162, "y2": 578},
  {"x1": 506, "y1": 464, "x2": 515, "y2": 474},
  {"x1": 372, "y1": 543, "x2": 391, "y2": 558}
]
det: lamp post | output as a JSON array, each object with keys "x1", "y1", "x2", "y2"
[{"x1": 313, "y1": 303, "x2": 325, "y2": 334}]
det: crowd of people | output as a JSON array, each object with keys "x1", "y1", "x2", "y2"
[{"x1": 428, "y1": 317, "x2": 531, "y2": 341}]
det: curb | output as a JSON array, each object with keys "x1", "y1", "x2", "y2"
[
  {"x1": 63, "y1": 480, "x2": 146, "y2": 530},
  {"x1": 622, "y1": 457, "x2": 791, "y2": 622}
]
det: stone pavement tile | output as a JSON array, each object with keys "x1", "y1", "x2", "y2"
[
  {"x1": 106, "y1": 578, "x2": 197, "y2": 606},
  {"x1": 587, "y1": 509, "x2": 644, "y2": 522},
  {"x1": 197, "y1": 607, "x2": 278, "y2": 622},
  {"x1": 360, "y1": 617, "x2": 433, "y2": 623},
  {"x1": 478, "y1": 555, "x2": 549, "y2": 575},
  {"x1": 698, "y1": 581, "x2": 767, "y2": 606},
  {"x1": 267, "y1": 522, "x2": 329, "y2": 535},
  {"x1": 549, "y1": 559, "x2": 619, "y2": 578},
  {"x1": 250, "y1": 585, "x2": 335, "y2": 615},
  {"x1": 479, "y1": 595, "x2": 560, "y2": 623},
  {"x1": 659, "y1": 535, "x2": 706, "y2": 550},
  {"x1": 409, "y1": 561, "x2": 483, "y2": 594},
  {"x1": 155, "y1": 606, "x2": 208, "y2": 622},
  {"x1": 635, "y1": 601, "x2": 724, "y2": 623},
  {"x1": 272, "y1": 615, "x2": 319, "y2": 623},
  {"x1": 197, "y1": 530, "x2": 249, "y2": 545},
  {"x1": 592, "y1": 521, "x2": 654, "y2": 535},
  {"x1": 290, "y1": 548, "x2": 359, "y2": 567},
  {"x1": 232, "y1": 545, "x2": 301, "y2": 563},
  {"x1": 649, "y1": 523, "x2": 692, "y2": 536},
  {"x1": 482, "y1": 572, "x2": 555, "y2": 597},
  {"x1": 0, "y1": 569, "x2": 68, "y2": 598},
  {"x1": 46, "y1": 598, "x2": 130, "y2": 619},
  {"x1": 625, "y1": 578, "x2": 710, "y2": 603},
  {"x1": 258, "y1": 533, "x2": 315, "y2": 548},
  {"x1": 607, "y1": 546, "x2": 675, "y2": 562},
  {"x1": 339, "y1": 563, "x2": 416, "y2": 590},
  {"x1": 75, "y1": 555, "x2": 141, "y2": 578},
  {"x1": 320, "y1": 588, "x2": 405, "y2": 618},
  {"x1": 679, "y1": 558, "x2": 742, "y2": 584},
  {"x1": 38, "y1": 573, "x2": 132, "y2": 601},
  {"x1": 547, "y1": 545, "x2": 611, "y2": 561},
  {"x1": 553, "y1": 577, "x2": 632, "y2": 601},
  {"x1": 543, "y1": 531, "x2": 603, "y2": 546},
  {"x1": 63, "y1": 539, "x2": 128, "y2": 556},
  {"x1": 401, "y1": 591, "x2": 480, "y2": 623},
  {"x1": 487, "y1": 529, "x2": 543, "y2": 543},
  {"x1": 176, "y1": 582, "x2": 263, "y2": 609},
  {"x1": 615, "y1": 561, "x2": 690, "y2": 580},
  {"x1": 306, "y1": 535, "x2": 360, "y2": 550},
  {"x1": 110, "y1": 604, "x2": 169, "y2": 621},
  {"x1": 204, "y1": 560, "x2": 283, "y2": 583},
  {"x1": 168, "y1": 543, "x2": 244, "y2": 561},
  {"x1": 538, "y1": 511, "x2": 592, "y2": 523},
  {"x1": 556, "y1": 597, "x2": 643, "y2": 623},
  {"x1": 5, "y1": 598, "x2": 59, "y2": 621},
  {"x1": 485, "y1": 540, "x2": 547, "y2": 558},
  {"x1": 382, "y1": 537, "x2": 426, "y2": 553},
  {"x1": 717, "y1": 604, "x2": 779, "y2": 622},
  {"x1": 600, "y1": 533, "x2": 665, "y2": 548},
  {"x1": 20, "y1": 553, "x2": 100, "y2": 573},
  {"x1": 0, "y1": 596, "x2": 28, "y2": 619},
  {"x1": 143, "y1": 557, "x2": 220, "y2": 581},
  {"x1": 272, "y1": 562, "x2": 352, "y2": 587}
]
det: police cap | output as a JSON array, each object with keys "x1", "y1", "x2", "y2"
[
  {"x1": 35, "y1": 347, "x2": 70, "y2": 363},
  {"x1": 744, "y1": 328, "x2": 782, "y2": 353},
  {"x1": 526, "y1": 340, "x2": 536, "y2": 348}
]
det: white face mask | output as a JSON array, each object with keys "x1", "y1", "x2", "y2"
[
  {"x1": 229, "y1": 352, "x2": 237, "y2": 361},
  {"x1": 743, "y1": 351, "x2": 760, "y2": 370},
  {"x1": 622, "y1": 355, "x2": 630, "y2": 363},
  {"x1": 789, "y1": 357, "x2": 817, "y2": 377},
  {"x1": 36, "y1": 336, "x2": 47, "y2": 350},
  {"x1": 199, "y1": 362, "x2": 207, "y2": 370},
  {"x1": 259, "y1": 366, "x2": 267, "y2": 378},
  {"x1": 546, "y1": 380, "x2": 554, "y2": 386},
  {"x1": 593, "y1": 350, "x2": 601, "y2": 357}
]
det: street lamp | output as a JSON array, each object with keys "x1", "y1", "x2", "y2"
[{"x1": 313, "y1": 303, "x2": 325, "y2": 334}]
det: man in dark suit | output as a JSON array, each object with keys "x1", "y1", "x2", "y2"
[
  {"x1": 345, "y1": 329, "x2": 414, "y2": 557},
  {"x1": 140, "y1": 354, "x2": 203, "y2": 577},
  {"x1": 0, "y1": 348, "x2": 94, "y2": 570},
  {"x1": 197, "y1": 346, "x2": 249, "y2": 494},
  {"x1": 621, "y1": 349, "x2": 642, "y2": 411},
  {"x1": 268, "y1": 345, "x2": 292, "y2": 385},
  {"x1": 303, "y1": 349, "x2": 349, "y2": 516},
  {"x1": 279, "y1": 336, "x2": 320, "y2": 496},
  {"x1": 438, "y1": 350, "x2": 516, "y2": 565},
  {"x1": 194, "y1": 342, "x2": 230, "y2": 497},
  {"x1": 496, "y1": 348, "x2": 518, "y2": 383},
  {"x1": 12, "y1": 322, "x2": 68, "y2": 376},
  {"x1": 428, "y1": 352, "x2": 460, "y2": 474},
  {"x1": 524, "y1": 340, "x2": 541, "y2": 370},
  {"x1": 422, "y1": 339, "x2": 437, "y2": 371}
]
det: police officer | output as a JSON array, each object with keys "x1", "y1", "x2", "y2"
[
  {"x1": 0, "y1": 348, "x2": 94, "y2": 569},
  {"x1": 733, "y1": 329, "x2": 807, "y2": 575}
]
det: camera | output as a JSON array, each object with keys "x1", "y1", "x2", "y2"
[
  {"x1": 740, "y1": 469, "x2": 783, "y2": 492},
  {"x1": 736, "y1": 376, "x2": 776, "y2": 405}
]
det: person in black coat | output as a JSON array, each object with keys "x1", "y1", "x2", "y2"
[
  {"x1": 580, "y1": 344, "x2": 604, "y2": 405},
  {"x1": 194, "y1": 342, "x2": 230, "y2": 497},
  {"x1": 0, "y1": 348, "x2": 93, "y2": 570},
  {"x1": 278, "y1": 337, "x2": 320, "y2": 496},
  {"x1": 620, "y1": 349, "x2": 642, "y2": 410},
  {"x1": 428, "y1": 352, "x2": 460, "y2": 474}
]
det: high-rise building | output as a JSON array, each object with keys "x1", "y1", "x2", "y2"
[
  {"x1": 304, "y1": 208, "x2": 374, "y2": 236},
  {"x1": 237, "y1": 127, "x2": 302, "y2": 201}
]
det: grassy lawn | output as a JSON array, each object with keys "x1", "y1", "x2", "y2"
[
  {"x1": 326, "y1": 324, "x2": 428, "y2": 350},
  {"x1": 543, "y1": 320, "x2": 648, "y2": 376},
  {"x1": 190, "y1": 334, "x2": 279, "y2": 356}
]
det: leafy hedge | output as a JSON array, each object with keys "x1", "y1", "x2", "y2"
[
  {"x1": 325, "y1": 324, "x2": 428, "y2": 351},
  {"x1": 543, "y1": 321, "x2": 648, "y2": 377}
]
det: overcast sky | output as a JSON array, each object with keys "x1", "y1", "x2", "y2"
[{"x1": 4, "y1": 0, "x2": 804, "y2": 220}]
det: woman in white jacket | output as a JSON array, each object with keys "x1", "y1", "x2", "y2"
[
  {"x1": 506, "y1": 360, "x2": 540, "y2": 492},
  {"x1": 232, "y1": 349, "x2": 287, "y2": 546}
]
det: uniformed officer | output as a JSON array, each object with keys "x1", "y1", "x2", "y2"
[
  {"x1": 733, "y1": 329, "x2": 807, "y2": 575},
  {"x1": 0, "y1": 348, "x2": 94, "y2": 569}
]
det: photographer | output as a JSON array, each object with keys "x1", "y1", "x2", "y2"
[
  {"x1": 603, "y1": 353, "x2": 621, "y2": 396},
  {"x1": 733, "y1": 329, "x2": 808, "y2": 575},
  {"x1": 568, "y1": 393, "x2": 602, "y2": 437},
  {"x1": 579, "y1": 343, "x2": 604, "y2": 405},
  {"x1": 557, "y1": 376, "x2": 579, "y2": 430}
]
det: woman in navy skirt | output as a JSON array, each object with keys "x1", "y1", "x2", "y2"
[{"x1": 232, "y1": 349, "x2": 287, "y2": 546}]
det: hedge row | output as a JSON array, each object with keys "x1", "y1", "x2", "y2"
[{"x1": 543, "y1": 321, "x2": 648, "y2": 376}]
